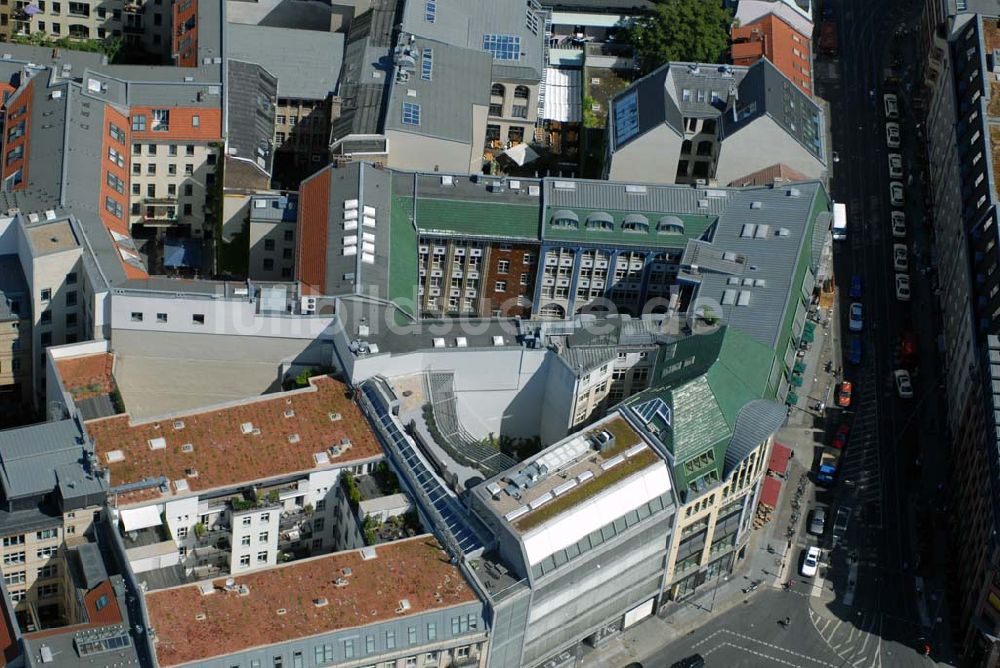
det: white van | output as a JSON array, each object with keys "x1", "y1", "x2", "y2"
[{"x1": 884, "y1": 93, "x2": 899, "y2": 120}]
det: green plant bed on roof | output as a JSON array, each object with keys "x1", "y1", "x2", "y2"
[
  {"x1": 514, "y1": 448, "x2": 660, "y2": 533},
  {"x1": 588, "y1": 417, "x2": 642, "y2": 459}
]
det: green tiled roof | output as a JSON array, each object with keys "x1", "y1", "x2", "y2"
[
  {"x1": 542, "y1": 209, "x2": 716, "y2": 247},
  {"x1": 628, "y1": 326, "x2": 776, "y2": 491},
  {"x1": 414, "y1": 198, "x2": 540, "y2": 240},
  {"x1": 389, "y1": 195, "x2": 418, "y2": 317}
]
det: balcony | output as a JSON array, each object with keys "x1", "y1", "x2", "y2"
[{"x1": 124, "y1": 0, "x2": 142, "y2": 12}]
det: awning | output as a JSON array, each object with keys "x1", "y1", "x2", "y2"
[
  {"x1": 23, "y1": 5, "x2": 39, "y2": 14},
  {"x1": 768, "y1": 442, "x2": 792, "y2": 476},
  {"x1": 121, "y1": 505, "x2": 162, "y2": 532},
  {"x1": 801, "y1": 328, "x2": 816, "y2": 343},
  {"x1": 790, "y1": 374, "x2": 804, "y2": 387},
  {"x1": 542, "y1": 67, "x2": 581, "y2": 123},
  {"x1": 793, "y1": 360, "x2": 807, "y2": 374},
  {"x1": 500, "y1": 142, "x2": 540, "y2": 167},
  {"x1": 759, "y1": 476, "x2": 781, "y2": 508},
  {"x1": 785, "y1": 391, "x2": 799, "y2": 406}
]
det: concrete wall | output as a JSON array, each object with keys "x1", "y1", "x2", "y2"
[
  {"x1": 109, "y1": 291, "x2": 335, "y2": 339},
  {"x1": 606, "y1": 124, "x2": 682, "y2": 184},
  {"x1": 715, "y1": 116, "x2": 826, "y2": 185},
  {"x1": 385, "y1": 130, "x2": 478, "y2": 175}
]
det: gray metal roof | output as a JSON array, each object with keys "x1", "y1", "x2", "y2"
[
  {"x1": 226, "y1": 60, "x2": 277, "y2": 177},
  {"x1": 721, "y1": 59, "x2": 826, "y2": 163},
  {"x1": 541, "y1": 0, "x2": 655, "y2": 12},
  {"x1": 543, "y1": 176, "x2": 728, "y2": 217},
  {"x1": 227, "y1": 23, "x2": 344, "y2": 100},
  {"x1": 689, "y1": 183, "x2": 824, "y2": 347},
  {"x1": 666, "y1": 62, "x2": 747, "y2": 119},
  {"x1": 724, "y1": 398, "x2": 786, "y2": 476},
  {"x1": 400, "y1": 0, "x2": 545, "y2": 81},
  {"x1": 0, "y1": 255, "x2": 28, "y2": 322},
  {"x1": 0, "y1": 419, "x2": 89, "y2": 500},
  {"x1": 383, "y1": 36, "x2": 492, "y2": 145}
]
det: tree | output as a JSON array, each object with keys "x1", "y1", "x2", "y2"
[{"x1": 624, "y1": 0, "x2": 733, "y2": 74}]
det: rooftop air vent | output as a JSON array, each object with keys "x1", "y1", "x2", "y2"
[
  {"x1": 288, "y1": 433, "x2": 301, "y2": 444},
  {"x1": 181, "y1": 443, "x2": 194, "y2": 453},
  {"x1": 148, "y1": 437, "x2": 166, "y2": 451},
  {"x1": 313, "y1": 598, "x2": 329, "y2": 607},
  {"x1": 329, "y1": 412, "x2": 342, "y2": 422},
  {"x1": 591, "y1": 429, "x2": 616, "y2": 453},
  {"x1": 106, "y1": 450, "x2": 124, "y2": 463},
  {"x1": 396, "y1": 599, "x2": 412, "y2": 614},
  {"x1": 173, "y1": 420, "x2": 185, "y2": 430}
]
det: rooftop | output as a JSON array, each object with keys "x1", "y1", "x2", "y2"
[
  {"x1": 226, "y1": 23, "x2": 344, "y2": 100},
  {"x1": 480, "y1": 413, "x2": 661, "y2": 532},
  {"x1": 731, "y1": 13, "x2": 812, "y2": 95},
  {"x1": 145, "y1": 536, "x2": 477, "y2": 666},
  {"x1": 0, "y1": 419, "x2": 104, "y2": 502},
  {"x1": 56, "y1": 353, "x2": 117, "y2": 402},
  {"x1": 86, "y1": 376, "x2": 381, "y2": 504},
  {"x1": 24, "y1": 219, "x2": 80, "y2": 256}
]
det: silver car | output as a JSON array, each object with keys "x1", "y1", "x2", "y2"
[
  {"x1": 893, "y1": 243, "x2": 909, "y2": 272},
  {"x1": 809, "y1": 507, "x2": 827, "y2": 536},
  {"x1": 888, "y1": 153, "x2": 903, "y2": 179},
  {"x1": 890, "y1": 181, "x2": 905, "y2": 207},
  {"x1": 886, "y1": 122, "x2": 901, "y2": 148}
]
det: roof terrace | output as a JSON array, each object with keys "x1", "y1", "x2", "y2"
[
  {"x1": 145, "y1": 536, "x2": 477, "y2": 666},
  {"x1": 87, "y1": 376, "x2": 380, "y2": 504},
  {"x1": 481, "y1": 413, "x2": 663, "y2": 533}
]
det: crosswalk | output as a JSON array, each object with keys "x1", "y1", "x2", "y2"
[{"x1": 809, "y1": 608, "x2": 883, "y2": 668}]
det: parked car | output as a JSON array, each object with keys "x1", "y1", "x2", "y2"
[
  {"x1": 670, "y1": 656, "x2": 705, "y2": 668},
  {"x1": 832, "y1": 506, "x2": 851, "y2": 544},
  {"x1": 836, "y1": 381, "x2": 853, "y2": 407},
  {"x1": 849, "y1": 274, "x2": 862, "y2": 298},
  {"x1": 890, "y1": 181, "x2": 905, "y2": 206},
  {"x1": 809, "y1": 507, "x2": 827, "y2": 536},
  {"x1": 886, "y1": 122, "x2": 901, "y2": 148},
  {"x1": 891, "y1": 210, "x2": 907, "y2": 238},
  {"x1": 849, "y1": 302, "x2": 863, "y2": 332},
  {"x1": 895, "y1": 273, "x2": 911, "y2": 301},
  {"x1": 801, "y1": 546, "x2": 821, "y2": 578},
  {"x1": 888, "y1": 153, "x2": 903, "y2": 178},
  {"x1": 884, "y1": 93, "x2": 899, "y2": 119},
  {"x1": 848, "y1": 336, "x2": 863, "y2": 365},
  {"x1": 895, "y1": 369, "x2": 914, "y2": 398},
  {"x1": 893, "y1": 243, "x2": 909, "y2": 271},
  {"x1": 832, "y1": 423, "x2": 850, "y2": 449}
]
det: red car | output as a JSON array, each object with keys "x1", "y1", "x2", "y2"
[
  {"x1": 836, "y1": 381, "x2": 853, "y2": 407},
  {"x1": 832, "y1": 424, "x2": 850, "y2": 449}
]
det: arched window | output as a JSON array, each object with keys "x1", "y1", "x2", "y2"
[
  {"x1": 491, "y1": 83, "x2": 506, "y2": 98},
  {"x1": 657, "y1": 216, "x2": 685, "y2": 234},
  {"x1": 514, "y1": 85, "x2": 530, "y2": 100},
  {"x1": 551, "y1": 210, "x2": 580, "y2": 229},
  {"x1": 622, "y1": 214, "x2": 649, "y2": 233},
  {"x1": 585, "y1": 212, "x2": 614, "y2": 231}
]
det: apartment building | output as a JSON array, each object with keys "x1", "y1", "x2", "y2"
[
  {"x1": 731, "y1": 13, "x2": 814, "y2": 96},
  {"x1": 0, "y1": 419, "x2": 106, "y2": 632},
  {"x1": 922, "y1": 9, "x2": 1000, "y2": 663},
  {"x1": 604, "y1": 58, "x2": 827, "y2": 185},
  {"x1": 53, "y1": 352, "x2": 383, "y2": 583},
  {"x1": 7, "y1": 0, "x2": 171, "y2": 50},
  {"x1": 143, "y1": 537, "x2": 489, "y2": 668},
  {"x1": 247, "y1": 192, "x2": 297, "y2": 281},
  {"x1": 0, "y1": 256, "x2": 31, "y2": 414},
  {"x1": 227, "y1": 23, "x2": 342, "y2": 187}
]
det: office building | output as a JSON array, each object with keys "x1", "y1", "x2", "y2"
[{"x1": 731, "y1": 13, "x2": 814, "y2": 96}]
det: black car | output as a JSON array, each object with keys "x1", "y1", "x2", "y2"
[{"x1": 670, "y1": 655, "x2": 705, "y2": 668}]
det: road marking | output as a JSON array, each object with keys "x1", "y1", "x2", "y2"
[
  {"x1": 704, "y1": 642, "x2": 836, "y2": 668},
  {"x1": 695, "y1": 630, "x2": 839, "y2": 667}
]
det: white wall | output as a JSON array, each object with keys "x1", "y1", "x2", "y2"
[
  {"x1": 607, "y1": 124, "x2": 683, "y2": 184},
  {"x1": 385, "y1": 130, "x2": 477, "y2": 174},
  {"x1": 110, "y1": 292, "x2": 336, "y2": 339},
  {"x1": 715, "y1": 116, "x2": 826, "y2": 185},
  {"x1": 0, "y1": 216, "x2": 19, "y2": 256},
  {"x1": 540, "y1": 356, "x2": 578, "y2": 444},
  {"x1": 45, "y1": 339, "x2": 110, "y2": 418}
]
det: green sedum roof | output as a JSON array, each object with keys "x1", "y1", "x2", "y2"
[
  {"x1": 413, "y1": 198, "x2": 540, "y2": 240},
  {"x1": 542, "y1": 209, "x2": 716, "y2": 247},
  {"x1": 389, "y1": 195, "x2": 419, "y2": 317}
]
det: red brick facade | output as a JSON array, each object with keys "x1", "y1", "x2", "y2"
[
  {"x1": 483, "y1": 243, "x2": 538, "y2": 317},
  {"x1": 297, "y1": 168, "x2": 331, "y2": 294}
]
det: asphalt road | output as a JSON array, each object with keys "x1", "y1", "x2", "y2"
[{"x1": 643, "y1": 0, "x2": 958, "y2": 665}]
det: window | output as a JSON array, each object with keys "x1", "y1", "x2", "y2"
[
  {"x1": 108, "y1": 146, "x2": 125, "y2": 167},
  {"x1": 185, "y1": 144, "x2": 195, "y2": 156},
  {"x1": 282, "y1": 248, "x2": 292, "y2": 259},
  {"x1": 184, "y1": 163, "x2": 193, "y2": 175},
  {"x1": 402, "y1": 102, "x2": 421, "y2": 126},
  {"x1": 152, "y1": 109, "x2": 170, "y2": 131},
  {"x1": 514, "y1": 85, "x2": 529, "y2": 99},
  {"x1": 168, "y1": 144, "x2": 178, "y2": 156},
  {"x1": 36, "y1": 529, "x2": 57, "y2": 540},
  {"x1": 273, "y1": 657, "x2": 283, "y2": 668},
  {"x1": 276, "y1": 115, "x2": 286, "y2": 124},
  {"x1": 147, "y1": 144, "x2": 157, "y2": 156},
  {"x1": 385, "y1": 631, "x2": 395, "y2": 650},
  {"x1": 192, "y1": 115, "x2": 200, "y2": 127},
  {"x1": 3, "y1": 552, "x2": 23, "y2": 565},
  {"x1": 264, "y1": 239, "x2": 275, "y2": 251},
  {"x1": 183, "y1": 203, "x2": 192, "y2": 216},
  {"x1": 40, "y1": 310, "x2": 51, "y2": 324},
  {"x1": 105, "y1": 196, "x2": 123, "y2": 218},
  {"x1": 51, "y1": 22, "x2": 60, "y2": 33},
  {"x1": 489, "y1": 103, "x2": 503, "y2": 117},
  {"x1": 147, "y1": 163, "x2": 156, "y2": 175},
  {"x1": 192, "y1": 313, "x2": 204, "y2": 325},
  {"x1": 241, "y1": 535, "x2": 251, "y2": 546},
  {"x1": 283, "y1": 230, "x2": 294, "y2": 242},
  {"x1": 183, "y1": 184, "x2": 193, "y2": 196},
  {"x1": 2, "y1": 535, "x2": 23, "y2": 547},
  {"x1": 313, "y1": 517, "x2": 324, "y2": 531},
  {"x1": 37, "y1": 546, "x2": 57, "y2": 559},
  {"x1": 523, "y1": 252, "x2": 534, "y2": 265},
  {"x1": 3, "y1": 572, "x2": 24, "y2": 586},
  {"x1": 168, "y1": 164, "x2": 177, "y2": 175},
  {"x1": 258, "y1": 531, "x2": 268, "y2": 543},
  {"x1": 512, "y1": 105, "x2": 528, "y2": 119},
  {"x1": 132, "y1": 114, "x2": 146, "y2": 132},
  {"x1": 495, "y1": 281, "x2": 507, "y2": 292},
  {"x1": 497, "y1": 259, "x2": 510, "y2": 274},
  {"x1": 520, "y1": 273, "x2": 529, "y2": 286},
  {"x1": 342, "y1": 640, "x2": 353, "y2": 660},
  {"x1": 66, "y1": 271, "x2": 77, "y2": 285},
  {"x1": 408, "y1": 627, "x2": 417, "y2": 644},
  {"x1": 130, "y1": 312, "x2": 143, "y2": 322},
  {"x1": 36, "y1": 565, "x2": 57, "y2": 578},
  {"x1": 315, "y1": 645, "x2": 334, "y2": 664},
  {"x1": 176, "y1": 526, "x2": 188, "y2": 539},
  {"x1": 491, "y1": 83, "x2": 505, "y2": 98},
  {"x1": 239, "y1": 554, "x2": 250, "y2": 567},
  {"x1": 106, "y1": 172, "x2": 125, "y2": 194},
  {"x1": 456, "y1": 646, "x2": 470, "y2": 658},
  {"x1": 38, "y1": 583, "x2": 58, "y2": 598},
  {"x1": 483, "y1": 34, "x2": 521, "y2": 61},
  {"x1": 427, "y1": 623, "x2": 436, "y2": 641},
  {"x1": 257, "y1": 551, "x2": 268, "y2": 563}
]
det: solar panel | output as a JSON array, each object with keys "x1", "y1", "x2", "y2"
[
  {"x1": 424, "y1": 0, "x2": 436, "y2": 22},
  {"x1": 483, "y1": 34, "x2": 521, "y2": 61},
  {"x1": 421, "y1": 48, "x2": 433, "y2": 81},
  {"x1": 402, "y1": 102, "x2": 421, "y2": 126}
]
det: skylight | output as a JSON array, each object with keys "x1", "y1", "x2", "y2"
[
  {"x1": 424, "y1": 0, "x2": 436, "y2": 23},
  {"x1": 402, "y1": 102, "x2": 421, "y2": 126},
  {"x1": 483, "y1": 34, "x2": 521, "y2": 61},
  {"x1": 421, "y1": 48, "x2": 433, "y2": 81}
]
